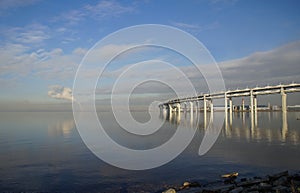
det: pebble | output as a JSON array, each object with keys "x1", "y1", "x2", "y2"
[
  {"x1": 163, "y1": 188, "x2": 176, "y2": 193},
  {"x1": 183, "y1": 182, "x2": 190, "y2": 187}
]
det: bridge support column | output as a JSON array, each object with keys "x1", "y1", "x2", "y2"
[
  {"x1": 167, "y1": 104, "x2": 173, "y2": 121},
  {"x1": 210, "y1": 100, "x2": 214, "y2": 121},
  {"x1": 162, "y1": 105, "x2": 167, "y2": 119},
  {"x1": 242, "y1": 98, "x2": 245, "y2": 111},
  {"x1": 250, "y1": 90, "x2": 254, "y2": 129},
  {"x1": 189, "y1": 102, "x2": 193, "y2": 112},
  {"x1": 281, "y1": 87, "x2": 287, "y2": 112},
  {"x1": 175, "y1": 103, "x2": 181, "y2": 112},
  {"x1": 183, "y1": 102, "x2": 187, "y2": 112},
  {"x1": 254, "y1": 95, "x2": 258, "y2": 126},
  {"x1": 203, "y1": 95, "x2": 207, "y2": 121},
  {"x1": 229, "y1": 97, "x2": 233, "y2": 126},
  {"x1": 168, "y1": 104, "x2": 172, "y2": 114},
  {"x1": 175, "y1": 103, "x2": 181, "y2": 124},
  {"x1": 229, "y1": 98, "x2": 233, "y2": 115},
  {"x1": 225, "y1": 93, "x2": 228, "y2": 127},
  {"x1": 189, "y1": 102, "x2": 193, "y2": 124}
]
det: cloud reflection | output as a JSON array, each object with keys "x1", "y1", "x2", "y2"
[{"x1": 48, "y1": 118, "x2": 75, "y2": 138}]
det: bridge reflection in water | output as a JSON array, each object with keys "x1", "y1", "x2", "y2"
[{"x1": 159, "y1": 110, "x2": 300, "y2": 145}]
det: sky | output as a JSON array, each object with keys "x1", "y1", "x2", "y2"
[{"x1": 0, "y1": 0, "x2": 300, "y2": 111}]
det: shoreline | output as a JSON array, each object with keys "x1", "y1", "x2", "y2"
[{"x1": 161, "y1": 171, "x2": 300, "y2": 193}]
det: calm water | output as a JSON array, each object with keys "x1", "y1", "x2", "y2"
[{"x1": 0, "y1": 111, "x2": 299, "y2": 192}]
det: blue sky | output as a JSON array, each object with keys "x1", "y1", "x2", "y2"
[{"x1": 0, "y1": 0, "x2": 300, "y2": 110}]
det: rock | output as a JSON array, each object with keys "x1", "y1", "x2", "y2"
[
  {"x1": 268, "y1": 171, "x2": 289, "y2": 181},
  {"x1": 179, "y1": 187, "x2": 203, "y2": 193},
  {"x1": 273, "y1": 176, "x2": 288, "y2": 186},
  {"x1": 209, "y1": 184, "x2": 235, "y2": 192},
  {"x1": 189, "y1": 182, "x2": 201, "y2": 187},
  {"x1": 224, "y1": 177, "x2": 236, "y2": 184},
  {"x1": 259, "y1": 182, "x2": 272, "y2": 190},
  {"x1": 162, "y1": 188, "x2": 176, "y2": 193},
  {"x1": 240, "y1": 178, "x2": 247, "y2": 182},
  {"x1": 246, "y1": 185, "x2": 259, "y2": 192},
  {"x1": 180, "y1": 181, "x2": 201, "y2": 190},
  {"x1": 272, "y1": 185, "x2": 290, "y2": 193},
  {"x1": 183, "y1": 182, "x2": 190, "y2": 187},
  {"x1": 202, "y1": 190, "x2": 219, "y2": 193},
  {"x1": 292, "y1": 179, "x2": 300, "y2": 186},
  {"x1": 222, "y1": 172, "x2": 239, "y2": 178},
  {"x1": 229, "y1": 187, "x2": 243, "y2": 193},
  {"x1": 237, "y1": 178, "x2": 269, "y2": 187}
]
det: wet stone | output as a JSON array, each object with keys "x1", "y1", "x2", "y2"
[
  {"x1": 268, "y1": 171, "x2": 289, "y2": 181},
  {"x1": 273, "y1": 176, "x2": 288, "y2": 186},
  {"x1": 272, "y1": 185, "x2": 290, "y2": 193},
  {"x1": 202, "y1": 189, "x2": 219, "y2": 193},
  {"x1": 259, "y1": 182, "x2": 272, "y2": 190},
  {"x1": 229, "y1": 187, "x2": 243, "y2": 193}
]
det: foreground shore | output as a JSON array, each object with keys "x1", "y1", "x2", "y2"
[{"x1": 161, "y1": 171, "x2": 300, "y2": 193}]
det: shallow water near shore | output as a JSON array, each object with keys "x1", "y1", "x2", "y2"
[{"x1": 0, "y1": 111, "x2": 299, "y2": 192}]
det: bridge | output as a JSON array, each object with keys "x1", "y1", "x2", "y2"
[{"x1": 159, "y1": 83, "x2": 300, "y2": 127}]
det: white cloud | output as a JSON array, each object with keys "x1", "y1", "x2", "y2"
[
  {"x1": 56, "y1": 9, "x2": 86, "y2": 25},
  {"x1": 48, "y1": 85, "x2": 73, "y2": 101},
  {"x1": 54, "y1": 0, "x2": 135, "y2": 25},
  {"x1": 172, "y1": 21, "x2": 220, "y2": 33},
  {"x1": 4, "y1": 24, "x2": 50, "y2": 44},
  {"x1": 0, "y1": 44, "x2": 84, "y2": 82},
  {"x1": 85, "y1": 0, "x2": 134, "y2": 19},
  {"x1": 72, "y1": 48, "x2": 87, "y2": 56},
  {"x1": 94, "y1": 41, "x2": 300, "y2": 96},
  {"x1": 219, "y1": 41, "x2": 300, "y2": 88},
  {"x1": 0, "y1": 38, "x2": 299, "y2": 101}
]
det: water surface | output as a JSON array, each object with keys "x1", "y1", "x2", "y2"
[{"x1": 0, "y1": 111, "x2": 299, "y2": 192}]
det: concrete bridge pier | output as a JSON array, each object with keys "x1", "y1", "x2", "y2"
[
  {"x1": 189, "y1": 102, "x2": 194, "y2": 127},
  {"x1": 175, "y1": 103, "x2": 181, "y2": 124},
  {"x1": 242, "y1": 98, "x2": 245, "y2": 111},
  {"x1": 225, "y1": 93, "x2": 228, "y2": 128},
  {"x1": 210, "y1": 100, "x2": 214, "y2": 112},
  {"x1": 189, "y1": 101, "x2": 193, "y2": 112},
  {"x1": 203, "y1": 95, "x2": 207, "y2": 128},
  {"x1": 229, "y1": 97, "x2": 233, "y2": 126},
  {"x1": 210, "y1": 100, "x2": 214, "y2": 120},
  {"x1": 168, "y1": 104, "x2": 173, "y2": 113},
  {"x1": 195, "y1": 101, "x2": 199, "y2": 114},
  {"x1": 250, "y1": 90, "x2": 254, "y2": 126},
  {"x1": 281, "y1": 87, "x2": 287, "y2": 112},
  {"x1": 254, "y1": 95, "x2": 258, "y2": 126},
  {"x1": 162, "y1": 105, "x2": 167, "y2": 119},
  {"x1": 168, "y1": 104, "x2": 173, "y2": 121},
  {"x1": 183, "y1": 102, "x2": 187, "y2": 112},
  {"x1": 175, "y1": 103, "x2": 181, "y2": 112}
]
